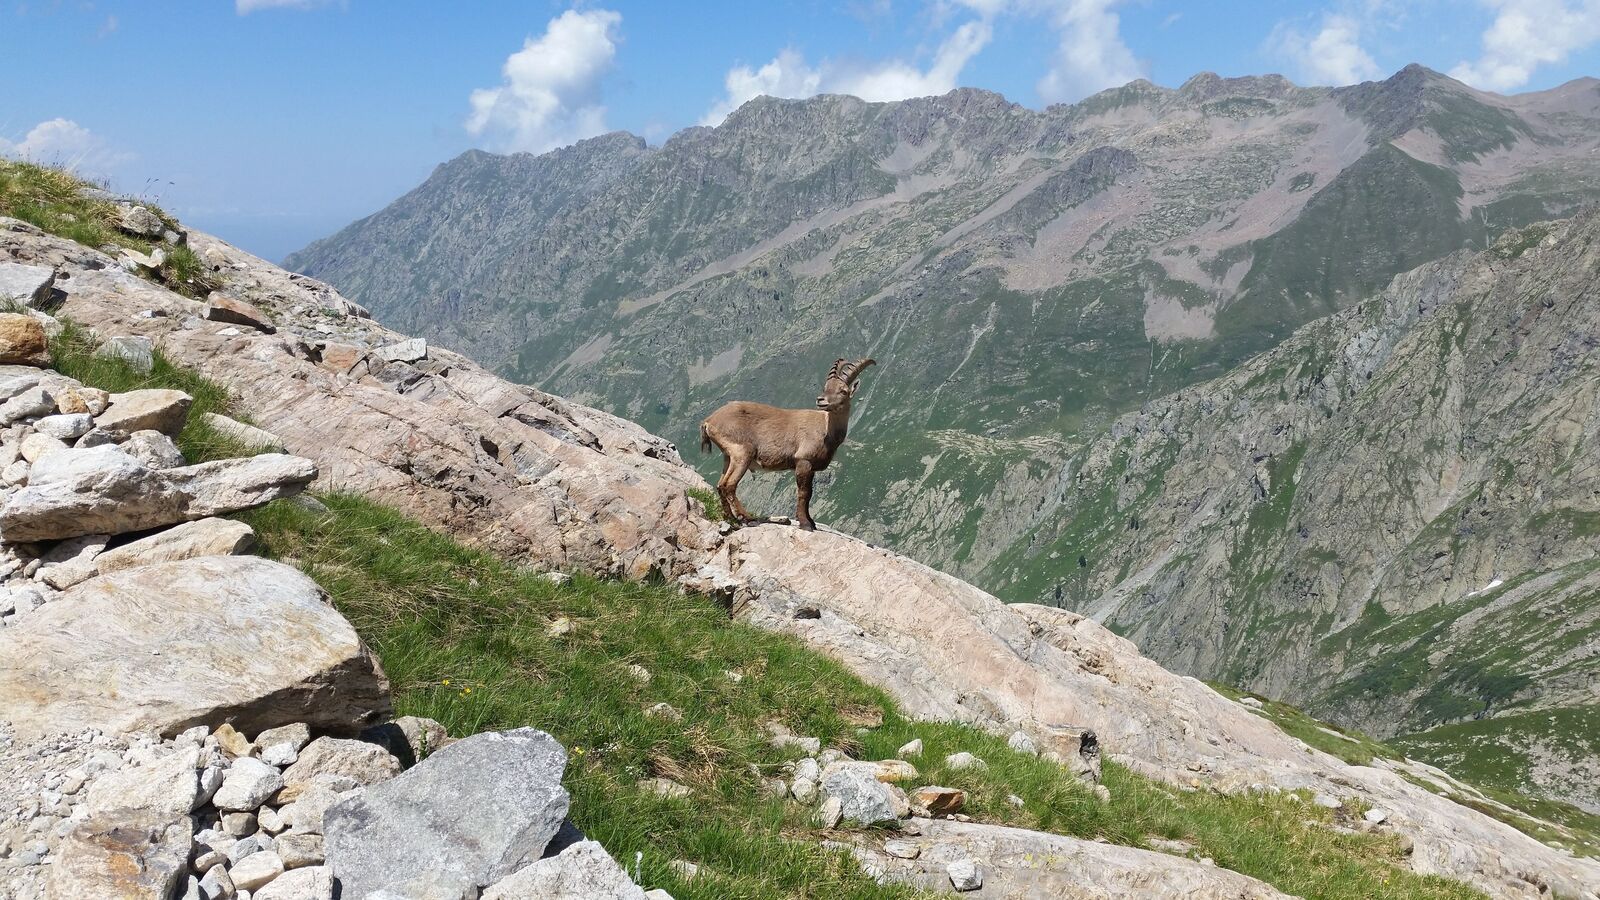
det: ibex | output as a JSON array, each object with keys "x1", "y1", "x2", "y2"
[{"x1": 699, "y1": 357, "x2": 876, "y2": 531}]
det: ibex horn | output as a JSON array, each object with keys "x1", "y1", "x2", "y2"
[
  {"x1": 828, "y1": 358, "x2": 847, "y2": 381},
  {"x1": 843, "y1": 358, "x2": 876, "y2": 383}
]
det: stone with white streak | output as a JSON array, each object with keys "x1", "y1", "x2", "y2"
[
  {"x1": 0, "y1": 446, "x2": 315, "y2": 542},
  {"x1": 0, "y1": 262, "x2": 55, "y2": 306}
]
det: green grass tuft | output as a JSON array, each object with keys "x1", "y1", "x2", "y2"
[{"x1": 46, "y1": 319, "x2": 256, "y2": 463}]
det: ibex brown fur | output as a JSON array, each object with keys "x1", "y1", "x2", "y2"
[{"x1": 699, "y1": 357, "x2": 876, "y2": 531}]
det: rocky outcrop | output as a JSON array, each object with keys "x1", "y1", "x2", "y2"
[
  {"x1": 847, "y1": 818, "x2": 1291, "y2": 898},
  {"x1": 0, "y1": 556, "x2": 390, "y2": 739}
]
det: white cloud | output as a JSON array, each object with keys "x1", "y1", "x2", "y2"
[
  {"x1": 466, "y1": 9, "x2": 622, "y2": 154},
  {"x1": 1268, "y1": 12, "x2": 1383, "y2": 86},
  {"x1": 1032, "y1": 0, "x2": 1143, "y2": 103},
  {"x1": 236, "y1": 0, "x2": 336, "y2": 13},
  {"x1": 0, "y1": 119, "x2": 128, "y2": 174},
  {"x1": 699, "y1": 17, "x2": 992, "y2": 125},
  {"x1": 1449, "y1": 0, "x2": 1600, "y2": 92}
]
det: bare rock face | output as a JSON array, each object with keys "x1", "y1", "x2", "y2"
[
  {"x1": 709, "y1": 525, "x2": 1600, "y2": 898},
  {"x1": 850, "y1": 818, "x2": 1290, "y2": 899},
  {"x1": 46, "y1": 809, "x2": 193, "y2": 900},
  {"x1": 324, "y1": 727, "x2": 571, "y2": 900},
  {"x1": 0, "y1": 556, "x2": 390, "y2": 740},
  {"x1": 0, "y1": 446, "x2": 315, "y2": 542},
  {"x1": 203, "y1": 292, "x2": 276, "y2": 333}
]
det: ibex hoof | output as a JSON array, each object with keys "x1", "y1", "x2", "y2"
[{"x1": 798, "y1": 521, "x2": 817, "y2": 532}]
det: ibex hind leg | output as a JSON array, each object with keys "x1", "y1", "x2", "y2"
[{"x1": 718, "y1": 450, "x2": 758, "y2": 525}]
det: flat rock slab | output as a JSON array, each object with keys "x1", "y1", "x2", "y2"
[
  {"x1": 93, "y1": 516, "x2": 256, "y2": 575},
  {"x1": 853, "y1": 818, "x2": 1291, "y2": 899},
  {"x1": 0, "y1": 555, "x2": 390, "y2": 740},
  {"x1": 0, "y1": 446, "x2": 315, "y2": 542},
  {"x1": 325, "y1": 727, "x2": 570, "y2": 899}
]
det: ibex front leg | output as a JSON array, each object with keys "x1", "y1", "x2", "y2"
[{"x1": 794, "y1": 460, "x2": 816, "y2": 531}]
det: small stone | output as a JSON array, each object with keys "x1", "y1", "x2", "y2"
[
  {"x1": 947, "y1": 858, "x2": 983, "y2": 892},
  {"x1": 1006, "y1": 793, "x2": 1025, "y2": 808},
  {"x1": 0, "y1": 262, "x2": 56, "y2": 307},
  {"x1": 815, "y1": 796, "x2": 843, "y2": 828},
  {"x1": 33, "y1": 413, "x2": 92, "y2": 441},
  {"x1": 230, "y1": 850, "x2": 285, "y2": 890},
  {"x1": 724, "y1": 669, "x2": 744, "y2": 683},
  {"x1": 1094, "y1": 784, "x2": 1112, "y2": 804},
  {"x1": 1364, "y1": 807, "x2": 1389, "y2": 824},
  {"x1": 1239, "y1": 696, "x2": 1264, "y2": 709},
  {"x1": 883, "y1": 839, "x2": 920, "y2": 859},
  {"x1": 790, "y1": 758, "x2": 820, "y2": 804},
  {"x1": 57, "y1": 386, "x2": 110, "y2": 416},
  {"x1": 638, "y1": 777, "x2": 691, "y2": 800},
  {"x1": 545, "y1": 616, "x2": 573, "y2": 637},
  {"x1": 668, "y1": 859, "x2": 700, "y2": 881},
  {"x1": 0, "y1": 314, "x2": 49, "y2": 366},
  {"x1": 1007, "y1": 730, "x2": 1038, "y2": 754},
  {"x1": 911, "y1": 785, "x2": 965, "y2": 816},
  {"x1": 258, "y1": 806, "x2": 286, "y2": 835},
  {"x1": 19, "y1": 431, "x2": 66, "y2": 463},
  {"x1": 199, "y1": 864, "x2": 234, "y2": 900},
  {"x1": 222, "y1": 812, "x2": 258, "y2": 837},
  {"x1": 645, "y1": 702, "x2": 683, "y2": 722},
  {"x1": 118, "y1": 428, "x2": 188, "y2": 468},
  {"x1": 97, "y1": 335, "x2": 155, "y2": 373},
  {"x1": 203, "y1": 294, "x2": 276, "y2": 333},
  {"x1": 274, "y1": 831, "x2": 323, "y2": 869},
  {"x1": 896, "y1": 738, "x2": 923, "y2": 758},
  {"x1": 213, "y1": 758, "x2": 285, "y2": 812},
  {"x1": 376, "y1": 337, "x2": 426, "y2": 363},
  {"x1": 944, "y1": 752, "x2": 986, "y2": 771},
  {"x1": 1312, "y1": 793, "x2": 1342, "y2": 810},
  {"x1": 252, "y1": 865, "x2": 333, "y2": 900},
  {"x1": 117, "y1": 203, "x2": 165, "y2": 237},
  {"x1": 253, "y1": 723, "x2": 311, "y2": 767},
  {"x1": 0, "y1": 385, "x2": 55, "y2": 424},
  {"x1": 277, "y1": 737, "x2": 400, "y2": 803},
  {"x1": 758, "y1": 777, "x2": 787, "y2": 798},
  {"x1": 201, "y1": 413, "x2": 285, "y2": 452},
  {"x1": 96, "y1": 388, "x2": 193, "y2": 436},
  {"x1": 626, "y1": 663, "x2": 652, "y2": 683},
  {"x1": 868, "y1": 759, "x2": 918, "y2": 783}
]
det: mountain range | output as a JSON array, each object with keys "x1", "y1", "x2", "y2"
[{"x1": 286, "y1": 64, "x2": 1600, "y2": 812}]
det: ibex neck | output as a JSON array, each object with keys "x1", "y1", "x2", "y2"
[{"x1": 824, "y1": 408, "x2": 851, "y2": 449}]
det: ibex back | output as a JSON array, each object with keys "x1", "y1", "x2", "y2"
[{"x1": 699, "y1": 357, "x2": 875, "y2": 531}]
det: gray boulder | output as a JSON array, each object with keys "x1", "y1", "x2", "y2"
[
  {"x1": 0, "y1": 556, "x2": 390, "y2": 739},
  {"x1": 324, "y1": 727, "x2": 570, "y2": 900},
  {"x1": 820, "y1": 761, "x2": 907, "y2": 825},
  {"x1": 481, "y1": 840, "x2": 646, "y2": 900},
  {"x1": 95, "y1": 387, "x2": 191, "y2": 435},
  {"x1": 92, "y1": 516, "x2": 255, "y2": 575},
  {"x1": 0, "y1": 262, "x2": 55, "y2": 307},
  {"x1": 97, "y1": 335, "x2": 156, "y2": 373}
]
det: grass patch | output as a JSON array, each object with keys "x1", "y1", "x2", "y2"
[
  {"x1": 46, "y1": 319, "x2": 256, "y2": 463},
  {"x1": 236, "y1": 493, "x2": 1482, "y2": 900},
  {"x1": 687, "y1": 486, "x2": 726, "y2": 523},
  {"x1": 0, "y1": 159, "x2": 216, "y2": 298},
  {"x1": 1208, "y1": 682, "x2": 1401, "y2": 767}
]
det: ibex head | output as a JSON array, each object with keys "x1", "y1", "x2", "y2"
[{"x1": 817, "y1": 357, "x2": 876, "y2": 412}]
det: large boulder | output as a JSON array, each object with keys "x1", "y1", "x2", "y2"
[
  {"x1": 277, "y1": 737, "x2": 402, "y2": 802},
  {"x1": 324, "y1": 728, "x2": 570, "y2": 899},
  {"x1": 46, "y1": 809, "x2": 193, "y2": 900},
  {"x1": 821, "y1": 761, "x2": 908, "y2": 825},
  {"x1": 0, "y1": 556, "x2": 389, "y2": 739},
  {"x1": 481, "y1": 840, "x2": 646, "y2": 900},
  {"x1": 0, "y1": 446, "x2": 315, "y2": 542}
]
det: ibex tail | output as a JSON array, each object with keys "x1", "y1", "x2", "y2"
[{"x1": 699, "y1": 422, "x2": 713, "y2": 454}]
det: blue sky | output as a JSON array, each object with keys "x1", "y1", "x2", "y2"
[{"x1": 4, "y1": 1, "x2": 1599, "y2": 262}]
